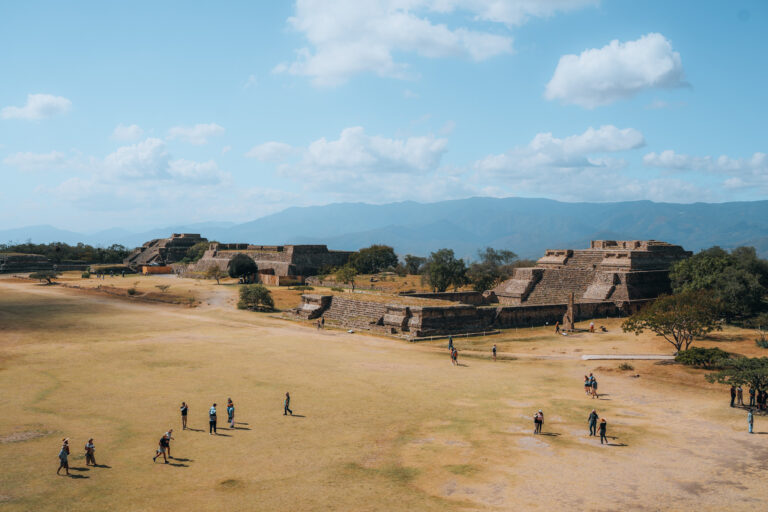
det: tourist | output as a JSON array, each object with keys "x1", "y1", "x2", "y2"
[
  {"x1": 492, "y1": 344, "x2": 497, "y2": 361},
  {"x1": 153, "y1": 433, "x2": 169, "y2": 463},
  {"x1": 748, "y1": 409, "x2": 754, "y2": 434},
  {"x1": 57, "y1": 438, "x2": 70, "y2": 475},
  {"x1": 164, "y1": 429, "x2": 174, "y2": 458},
  {"x1": 749, "y1": 387, "x2": 756, "y2": 407},
  {"x1": 533, "y1": 412, "x2": 539, "y2": 434},
  {"x1": 180, "y1": 402, "x2": 188, "y2": 430},
  {"x1": 448, "y1": 336, "x2": 454, "y2": 351},
  {"x1": 588, "y1": 409, "x2": 598, "y2": 436},
  {"x1": 737, "y1": 386, "x2": 744, "y2": 406},
  {"x1": 317, "y1": 319, "x2": 321, "y2": 330},
  {"x1": 730, "y1": 386, "x2": 736, "y2": 407},
  {"x1": 209, "y1": 403, "x2": 218, "y2": 435},
  {"x1": 554, "y1": 321, "x2": 560, "y2": 334},
  {"x1": 584, "y1": 375, "x2": 591, "y2": 396},
  {"x1": 321, "y1": 317, "x2": 325, "y2": 329},
  {"x1": 84, "y1": 438, "x2": 96, "y2": 466},
  {"x1": 284, "y1": 392, "x2": 293, "y2": 416},
  {"x1": 599, "y1": 418, "x2": 608, "y2": 444},
  {"x1": 590, "y1": 374, "x2": 598, "y2": 399},
  {"x1": 535, "y1": 410, "x2": 544, "y2": 434},
  {"x1": 452, "y1": 348, "x2": 458, "y2": 366},
  {"x1": 589, "y1": 321, "x2": 595, "y2": 333},
  {"x1": 227, "y1": 398, "x2": 235, "y2": 428}
]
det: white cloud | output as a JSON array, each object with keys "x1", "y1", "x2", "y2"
[
  {"x1": 111, "y1": 123, "x2": 144, "y2": 141},
  {"x1": 222, "y1": 145, "x2": 232, "y2": 154},
  {"x1": 545, "y1": 33, "x2": 686, "y2": 108},
  {"x1": 102, "y1": 138, "x2": 226, "y2": 184},
  {"x1": 245, "y1": 142, "x2": 295, "y2": 161},
  {"x1": 243, "y1": 74, "x2": 258, "y2": 89},
  {"x1": 1, "y1": 93, "x2": 72, "y2": 120},
  {"x1": 167, "y1": 123, "x2": 225, "y2": 145},
  {"x1": 430, "y1": 0, "x2": 599, "y2": 26},
  {"x1": 298, "y1": 126, "x2": 448, "y2": 176},
  {"x1": 475, "y1": 125, "x2": 644, "y2": 173},
  {"x1": 644, "y1": 150, "x2": 768, "y2": 191},
  {"x1": 3, "y1": 151, "x2": 67, "y2": 171}
]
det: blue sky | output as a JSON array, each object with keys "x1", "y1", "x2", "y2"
[{"x1": 1, "y1": 0, "x2": 766, "y2": 231}]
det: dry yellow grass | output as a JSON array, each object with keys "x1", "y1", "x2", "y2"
[{"x1": 1, "y1": 276, "x2": 767, "y2": 511}]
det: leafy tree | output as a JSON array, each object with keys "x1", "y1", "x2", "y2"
[
  {"x1": 706, "y1": 357, "x2": 768, "y2": 390},
  {"x1": 1, "y1": 242, "x2": 130, "y2": 263},
  {"x1": 622, "y1": 291, "x2": 722, "y2": 353},
  {"x1": 29, "y1": 270, "x2": 61, "y2": 284},
  {"x1": 204, "y1": 266, "x2": 227, "y2": 284},
  {"x1": 671, "y1": 246, "x2": 768, "y2": 319},
  {"x1": 228, "y1": 254, "x2": 257, "y2": 280},
  {"x1": 180, "y1": 241, "x2": 211, "y2": 263},
  {"x1": 335, "y1": 265, "x2": 357, "y2": 288},
  {"x1": 424, "y1": 248, "x2": 468, "y2": 292},
  {"x1": 467, "y1": 247, "x2": 519, "y2": 292},
  {"x1": 403, "y1": 255, "x2": 426, "y2": 275},
  {"x1": 675, "y1": 347, "x2": 734, "y2": 369},
  {"x1": 237, "y1": 284, "x2": 274, "y2": 311},
  {"x1": 349, "y1": 245, "x2": 398, "y2": 274}
]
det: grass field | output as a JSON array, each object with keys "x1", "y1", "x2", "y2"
[{"x1": 1, "y1": 276, "x2": 767, "y2": 511}]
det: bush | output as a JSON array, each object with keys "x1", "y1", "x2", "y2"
[
  {"x1": 618, "y1": 362, "x2": 634, "y2": 371},
  {"x1": 756, "y1": 338, "x2": 768, "y2": 349},
  {"x1": 675, "y1": 347, "x2": 734, "y2": 369},
  {"x1": 127, "y1": 287, "x2": 137, "y2": 296},
  {"x1": 290, "y1": 285, "x2": 314, "y2": 291},
  {"x1": 81, "y1": 271, "x2": 91, "y2": 279},
  {"x1": 330, "y1": 287, "x2": 345, "y2": 292},
  {"x1": 237, "y1": 284, "x2": 274, "y2": 311}
]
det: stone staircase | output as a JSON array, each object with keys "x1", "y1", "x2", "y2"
[
  {"x1": 564, "y1": 251, "x2": 604, "y2": 269},
  {"x1": 523, "y1": 268, "x2": 596, "y2": 305},
  {"x1": 322, "y1": 296, "x2": 389, "y2": 331}
]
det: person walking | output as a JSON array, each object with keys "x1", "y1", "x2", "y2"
[
  {"x1": 452, "y1": 348, "x2": 459, "y2": 366},
  {"x1": 749, "y1": 387, "x2": 756, "y2": 407},
  {"x1": 591, "y1": 376, "x2": 598, "y2": 399},
  {"x1": 589, "y1": 321, "x2": 595, "y2": 333},
  {"x1": 748, "y1": 409, "x2": 754, "y2": 434},
  {"x1": 153, "y1": 433, "x2": 169, "y2": 463},
  {"x1": 737, "y1": 386, "x2": 744, "y2": 406},
  {"x1": 180, "y1": 402, "x2": 188, "y2": 430},
  {"x1": 321, "y1": 317, "x2": 325, "y2": 329},
  {"x1": 599, "y1": 418, "x2": 608, "y2": 444},
  {"x1": 448, "y1": 336, "x2": 454, "y2": 351},
  {"x1": 492, "y1": 344, "x2": 497, "y2": 362},
  {"x1": 209, "y1": 403, "x2": 218, "y2": 435},
  {"x1": 84, "y1": 438, "x2": 96, "y2": 466},
  {"x1": 533, "y1": 412, "x2": 539, "y2": 435},
  {"x1": 554, "y1": 321, "x2": 560, "y2": 334},
  {"x1": 584, "y1": 375, "x2": 591, "y2": 396},
  {"x1": 227, "y1": 398, "x2": 235, "y2": 428},
  {"x1": 588, "y1": 409, "x2": 598, "y2": 436},
  {"x1": 57, "y1": 438, "x2": 70, "y2": 475},
  {"x1": 164, "y1": 429, "x2": 174, "y2": 458},
  {"x1": 537, "y1": 410, "x2": 544, "y2": 434},
  {"x1": 730, "y1": 386, "x2": 736, "y2": 407},
  {"x1": 284, "y1": 392, "x2": 293, "y2": 416}
]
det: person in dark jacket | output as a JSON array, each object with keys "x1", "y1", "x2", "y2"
[
  {"x1": 284, "y1": 392, "x2": 293, "y2": 416},
  {"x1": 730, "y1": 386, "x2": 736, "y2": 407},
  {"x1": 588, "y1": 410, "x2": 599, "y2": 436},
  {"x1": 599, "y1": 418, "x2": 608, "y2": 444}
]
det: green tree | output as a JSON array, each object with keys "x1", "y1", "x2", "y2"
[
  {"x1": 706, "y1": 357, "x2": 768, "y2": 390},
  {"x1": 467, "y1": 247, "x2": 519, "y2": 292},
  {"x1": 403, "y1": 254, "x2": 426, "y2": 275},
  {"x1": 424, "y1": 248, "x2": 468, "y2": 292},
  {"x1": 181, "y1": 241, "x2": 211, "y2": 263},
  {"x1": 29, "y1": 270, "x2": 61, "y2": 284},
  {"x1": 335, "y1": 265, "x2": 357, "y2": 288},
  {"x1": 204, "y1": 266, "x2": 227, "y2": 284},
  {"x1": 622, "y1": 291, "x2": 722, "y2": 353},
  {"x1": 227, "y1": 254, "x2": 258, "y2": 280},
  {"x1": 670, "y1": 246, "x2": 767, "y2": 320},
  {"x1": 349, "y1": 245, "x2": 398, "y2": 274},
  {"x1": 237, "y1": 284, "x2": 274, "y2": 311}
]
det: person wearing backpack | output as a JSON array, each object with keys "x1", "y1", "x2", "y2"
[{"x1": 209, "y1": 403, "x2": 217, "y2": 435}]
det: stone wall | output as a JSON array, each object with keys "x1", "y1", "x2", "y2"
[
  {"x1": 398, "y1": 291, "x2": 487, "y2": 305},
  {"x1": 125, "y1": 233, "x2": 207, "y2": 268}
]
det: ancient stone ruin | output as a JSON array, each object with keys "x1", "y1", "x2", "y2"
[
  {"x1": 188, "y1": 243, "x2": 353, "y2": 285},
  {"x1": 290, "y1": 240, "x2": 691, "y2": 339},
  {"x1": 125, "y1": 233, "x2": 207, "y2": 268}
]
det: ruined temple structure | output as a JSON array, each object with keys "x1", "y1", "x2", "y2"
[
  {"x1": 290, "y1": 240, "x2": 691, "y2": 339},
  {"x1": 490, "y1": 240, "x2": 691, "y2": 307},
  {"x1": 189, "y1": 243, "x2": 353, "y2": 286},
  {"x1": 124, "y1": 233, "x2": 207, "y2": 268}
]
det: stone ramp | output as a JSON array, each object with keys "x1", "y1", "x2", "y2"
[{"x1": 322, "y1": 295, "x2": 389, "y2": 331}]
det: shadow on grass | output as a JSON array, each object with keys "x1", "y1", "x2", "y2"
[
  {"x1": 185, "y1": 428, "x2": 205, "y2": 433},
  {"x1": 68, "y1": 474, "x2": 89, "y2": 479},
  {"x1": 212, "y1": 433, "x2": 232, "y2": 437},
  {"x1": 287, "y1": 414, "x2": 306, "y2": 418},
  {"x1": 92, "y1": 464, "x2": 111, "y2": 469},
  {"x1": 168, "y1": 462, "x2": 189, "y2": 467},
  {"x1": 69, "y1": 467, "x2": 89, "y2": 472},
  {"x1": 170, "y1": 457, "x2": 192, "y2": 462},
  {"x1": 538, "y1": 432, "x2": 561, "y2": 437}
]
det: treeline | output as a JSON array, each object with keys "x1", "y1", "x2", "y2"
[
  {"x1": 0, "y1": 242, "x2": 131, "y2": 264},
  {"x1": 321, "y1": 244, "x2": 535, "y2": 292}
]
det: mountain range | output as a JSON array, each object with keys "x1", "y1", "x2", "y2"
[{"x1": 2, "y1": 197, "x2": 768, "y2": 259}]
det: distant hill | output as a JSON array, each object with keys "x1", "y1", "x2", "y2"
[{"x1": 3, "y1": 198, "x2": 768, "y2": 259}]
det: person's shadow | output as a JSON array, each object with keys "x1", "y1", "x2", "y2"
[
  {"x1": 185, "y1": 428, "x2": 205, "y2": 433},
  {"x1": 92, "y1": 464, "x2": 111, "y2": 469},
  {"x1": 68, "y1": 474, "x2": 89, "y2": 479},
  {"x1": 539, "y1": 432, "x2": 561, "y2": 437},
  {"x1": 287, "y1": 414, "x2": 306, "y2": 418}
]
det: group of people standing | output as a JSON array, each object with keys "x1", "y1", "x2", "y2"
[
  {"x1": 584, "y1": 373, "x2": 599, "y2": 398},
  {"x1": 729, "y1": 385, "x2": 762, "y2": 434},
  {"x1": 588, "y1": 409, "x2": 609, "y2": 444}
]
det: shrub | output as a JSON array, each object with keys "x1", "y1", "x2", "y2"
[
  {"x1": 237, "y1": 284, "x2": 274, "y2": 311},
  {"x1": 756, "y1": 338, "x2": 768, "y2": 349},
  {"x1": 290, "y1": 285, "x2": 314, "y2": 291},
  {"x1": 81, "y1": 271, "x2": 91, "y2": 279},
  {"x1": 330, "y1": 287, "x2": 345, "y2": 292},
  {"x1": 675, "y1": 347, "x2": 733, "y2": 369},
  {"x1": 618, "y1": 362, "x2": 634, "y2": 371},
  {"x1": 127, "y1": 287, "x2": 137, "y2": 296}
]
